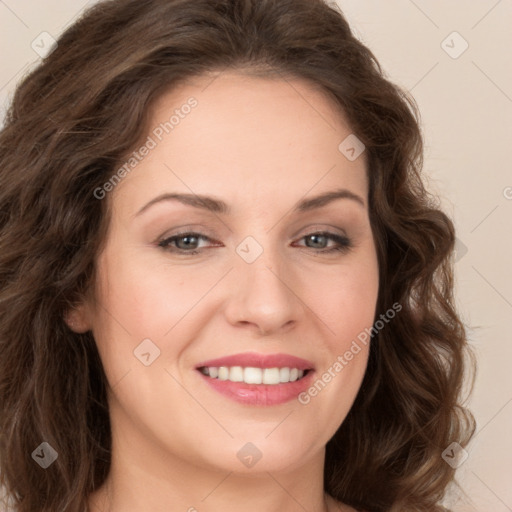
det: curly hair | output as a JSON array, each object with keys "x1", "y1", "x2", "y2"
[{"x1": 0, "y1": 0, "x2": 476, "y2": 510}]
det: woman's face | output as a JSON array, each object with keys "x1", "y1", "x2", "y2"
[{"x1": 69, "y1": 71, "x2": 379, "y2": 475}]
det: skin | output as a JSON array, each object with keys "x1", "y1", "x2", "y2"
[{"x1": 67, "y1": 71, "x2": 379, "y2": 512}]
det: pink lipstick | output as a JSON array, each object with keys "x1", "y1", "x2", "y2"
[{"x1": 195, "y1": 352, "x2": 315, "y2": 406}]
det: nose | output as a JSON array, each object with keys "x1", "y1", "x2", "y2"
[{"x1": 223, "y1": 245, "x2": 304, "y2": 336}]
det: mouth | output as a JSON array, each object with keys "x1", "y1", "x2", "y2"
[
  {"x1": 195, "y1": 352, "x2": 315, "y2": 406},
  {"x1": 198, "y1": 366, "x2": 311, "y2": 384}
]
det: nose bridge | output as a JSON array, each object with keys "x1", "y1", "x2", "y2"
[{"x1": 225, "y1": 233, "x2": 301, "y2": 334}]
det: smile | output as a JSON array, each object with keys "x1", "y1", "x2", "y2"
[
  {"x1": 198, "y1": 366, "x2": 309, "y2": 385},
  {"x1": 195, "y1": 352, "x2": 315, "y2": 406}
]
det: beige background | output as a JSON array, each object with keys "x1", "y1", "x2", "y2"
[{"x1": 0, "y1": 1, "x2": 511, "y2": 511}]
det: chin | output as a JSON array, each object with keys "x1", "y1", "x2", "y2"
[{"x1": 193, "y1": 431, "x2": 324, "y2": 475}]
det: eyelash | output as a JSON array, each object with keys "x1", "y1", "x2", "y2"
[{"x1": 157, "y1": 231, "x2": 353, "y2": 255}]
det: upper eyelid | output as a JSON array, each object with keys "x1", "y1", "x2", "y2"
[
  {"x1": 160, "y1": 226, "x2": 348, "y2": 238},
  {"x1": 159, "y1": 222, "x2": 349, "y2": 238}
]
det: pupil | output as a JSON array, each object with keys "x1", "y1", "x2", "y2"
[
  {"x1": 308, "y1": 234, "x2": 326, "y2": 248},
  {"x1": 178, "y1": 235, "x2": 197, "y2": 249}
]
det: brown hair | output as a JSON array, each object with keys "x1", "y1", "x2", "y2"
[{"x1": 0, "y1": 0, "x2": 476, "y2": 510}]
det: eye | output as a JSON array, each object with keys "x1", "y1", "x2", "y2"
[
  {"x1": 157, "y1": 232, "x2": 218, "y2": 254},
  {"x1": 294, "y1": 231, "x2": 353, "y2": 254},
  {"x1": 157, "y1": 230, "x2": 353, "y2": 255}
]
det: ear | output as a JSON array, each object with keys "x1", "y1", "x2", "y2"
[{"x1": 64, "y1": 303, "x2": 93, "y2": 333}]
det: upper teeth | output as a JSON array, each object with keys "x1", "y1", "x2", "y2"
[{"x1": 200, "y1": 366, "x2": 306, "y2": 385}]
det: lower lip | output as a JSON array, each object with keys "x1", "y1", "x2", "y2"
[{"x1": 197, "y1": 370, "x2": 315, "y2": 406}]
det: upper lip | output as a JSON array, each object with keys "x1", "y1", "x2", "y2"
[{"x1": 195, "y1": 352, "x2": 314, "y2": 371}]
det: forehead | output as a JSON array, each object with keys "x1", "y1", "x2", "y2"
[
  {"x1": 150, "y1": 71, "x2": 351, "y2": 147},
  {"x1": 112, "y1": 71, "x2": 368, "y2": 215}
]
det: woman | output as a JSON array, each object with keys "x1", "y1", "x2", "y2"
[{"x1": 0, "y1": 0, "x2": 476, "y2": 511}]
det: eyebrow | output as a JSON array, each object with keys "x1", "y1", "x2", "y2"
[{"x1": 134, "y1": 187, "x2": 365, "y2": 218}]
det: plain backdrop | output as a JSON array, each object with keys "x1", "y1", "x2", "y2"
[{"x1": 0, "y1": 1, "x2": 511, "y2": 511}]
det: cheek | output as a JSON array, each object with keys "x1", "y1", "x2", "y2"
[
  {"x1": 310, "y1": 258, "x2": 379, "y2": 347},
  {"x1": 95, "y1": 249, "x2": 206, "y2": 338},
  {"x1": 298, "y1": 260, "x2": 378, "y2": 430},
  {"x1": 88, "y1": 250, "x2": 179, "y2": 383},
  {"x1": 90, "y1": 248, "x2": 224, "y2": 384}
]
